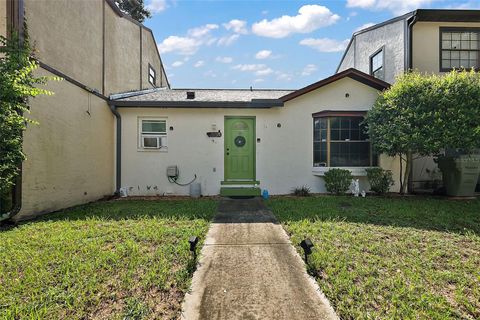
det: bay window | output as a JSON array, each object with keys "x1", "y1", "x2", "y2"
[{"x1": 313, "y1": 111, "x2": 377, "y2": 167}]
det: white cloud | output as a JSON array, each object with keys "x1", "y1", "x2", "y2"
[
  {"x1": 194, "y1": 60, "x2": 205, "y2": 68},
  {"x1": 252, "y1": 5, "x2": 340, "y2": 38},
  {"x1": 217, "y1": 34, "x2": 240, "y2": 46},
  {"x1": 232, "y1": 64, "x2": 267, "y2": 72},
  {"x1": 255, "y1": 50, "x2": 272, "y2": 59},
  {"x1": 158, "y1": 36, "x2": 201, "y2": 55},
  {"x1": 301, "y1": 64, "x2": 317, "y2": 76},
  {"x1": 146, "y1": 0, "x2": 167, "y2": 14},
  {"x1": 354, "y1": 22, "x2": 376, "y2": 32},
  {"x1": 204, "y1": 70, "x2": 217, "y2": 78},
  {"x1": 158, "y1": 24, "x2": 219, "y2": 56},
  {"x1": 346, "y1": 0, "x2": 432, "y2": 15},
  {"x1": 172, "y1": 61, "x2": 184, "y2": 67},
  {"x1": 276, "y1": 72, "x2": 292, "y2": 81},
  {"x1": 254, "y1": 78, "x2": 265, "y2": 83},
  {"x1": 255, "y1": 68, "x2": 273, "y2": 76},
  {"x1": 299, "y1": 38, "x2": 350, "y2": 53},
  {"x1": 216, "y1": 56, "x2": 233, "y2": 63},
  {"x1": 188, "y1": 24, "x2": 219, "y2": 38},
  {"x1": 232, "y1": 64, "x2": 273, "y2": 77},
  {"x1": 223, "y1": 19, "x2": 248, "y2": 34}
]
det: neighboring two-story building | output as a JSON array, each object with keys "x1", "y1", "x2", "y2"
[
  {"x1": 1, "y1": 0, "x2": 168, "y2": 220},
  {"x1": 337, "y1": 9, "x2": 480, "y2": 190}
]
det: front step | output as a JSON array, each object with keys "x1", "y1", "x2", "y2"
[{"x1": 220, "y1": 187, "x2": 261, "y2": 197}]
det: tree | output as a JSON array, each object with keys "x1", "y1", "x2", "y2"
[
  {"x1": 0, "y1": 32, "x2": 57, "y2": 208},
  {"x1": 365, "y1": 70, "x2": 480, "y2": 194},
  {"x1": 115, "y1": 0, "x2": 151, "y2": 23}
]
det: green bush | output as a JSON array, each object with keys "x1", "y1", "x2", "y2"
[
  {"x1": 292, "y1": 185, "x2": 311, "y2": 197},
  {"x1": 324, "y1": 169, "x2": 353, "y2": 194},
  {"x1": 365, "y1": 168, "x2": 394, "y2": 195}
]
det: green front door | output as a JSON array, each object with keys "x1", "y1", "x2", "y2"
[{"x1": 224, "y1": 117, "x2": 255, "y2": 181}]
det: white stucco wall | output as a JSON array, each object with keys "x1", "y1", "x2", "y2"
[{"x1": 119, "y1": 78, "x2": 401, "y2": 196}]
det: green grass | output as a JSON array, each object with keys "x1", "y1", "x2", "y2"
[
  {"x1": 267, "y1": 196, "x2": 480, "y2": 320},
  {"x1": 0, "y1": 199, "x2": 218, "y2": 320}
]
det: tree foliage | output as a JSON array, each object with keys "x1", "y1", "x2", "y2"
[
  {"x1": 115, "y1": 0, "x2": 151, "y2": 23},
  {"x1": 365, "y1": 70, "x2": 480, "y2": 193},
  {"x1": 0, "y1": 33, "x2": 57, "y2": 196}
]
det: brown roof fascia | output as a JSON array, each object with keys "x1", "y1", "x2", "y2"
[{"x1": 280, "y1": 68, "x2": 390, "y2": 102}]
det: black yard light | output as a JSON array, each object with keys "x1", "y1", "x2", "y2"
[
  {"x1": 188, "y1": 236, "x2": 199, "y2": 260},
  {"x1": 300, "y1": 238, "x2": 314, "y2": 264}
]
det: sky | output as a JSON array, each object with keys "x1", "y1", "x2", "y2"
[{"x1": 143, "y1": 0, "x2": 480, "y2": 89}]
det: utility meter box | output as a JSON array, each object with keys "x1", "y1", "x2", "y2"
[{"x1": 167, "y1": 165, "x2": 179, "y2": 178}]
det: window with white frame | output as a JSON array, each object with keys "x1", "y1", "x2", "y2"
[
  {"x1": 148, "y1": 64, "x2": 156, "y2": 87},
  {"x1": 139, "y1": 118, "x2": 167, "y2": 150}
]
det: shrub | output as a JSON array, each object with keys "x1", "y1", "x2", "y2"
[
  {"x1": 366, "y1": 168, "x2": 394, "y2": 195},
  {"x1": 324, "y1": 169, "x2": 353, "y2": 195},
  {"x1": 292, "y1": 185, "x2": 311, "y2": 197}
]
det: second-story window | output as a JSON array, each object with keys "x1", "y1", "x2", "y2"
[
  {"x1": 369, "y1": 47, "x2": 384, "y2": 80},
  {"x1": 440, "y1": 28, "x2": 479, "y2": 71},
  {"x1": 148, "y1": 64, "x2": 156, "y2": 87}
]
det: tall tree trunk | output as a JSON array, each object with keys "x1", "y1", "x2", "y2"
[
  {"x1": 399, "y1": 155, "x2": 403, "y2": 194},
  {"x1": 400, "y1": 151, "x2": 412, "y2": 194}
]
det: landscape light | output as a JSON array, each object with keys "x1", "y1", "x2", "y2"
[
  {"x1": 189, "y1": 236, "x2": 199, "y2": 259},
  {"x1": 300, "y1": 239, "x2": 314, "y2": 264}
]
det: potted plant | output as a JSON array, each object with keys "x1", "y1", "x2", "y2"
[{"x1": 436, "y1": 149, "x2": 480, "y2": 197}]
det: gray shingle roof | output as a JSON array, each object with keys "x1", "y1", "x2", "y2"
[{"x1": 113, "y1": 88, "x2": 294, "y2": 102}]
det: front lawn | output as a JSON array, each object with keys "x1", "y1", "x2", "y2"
[
  {"x1": 0, "y1": 199, "x2": 217, "y2": 320},
  {"x1": 267, "y1": 196, "x2": 480, "y2": 320}
]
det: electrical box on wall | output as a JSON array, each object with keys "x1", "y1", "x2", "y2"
[{"x1": 167, "y1": 165, "x2": 179, "y2": 178}]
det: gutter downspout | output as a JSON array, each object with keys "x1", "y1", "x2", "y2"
[
  {"x1": 406, "y1": 13, "x2": 418, "y2": 193},
  {"x1": 109, "y1": 103, "x2": 122, "y2": 194}
]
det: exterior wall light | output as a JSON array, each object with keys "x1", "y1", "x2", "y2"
[{"x1": 300, "y1": 238, "x2": 314, "y2": 264}]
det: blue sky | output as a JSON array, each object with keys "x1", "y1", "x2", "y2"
[{"x1": 143, "y1": 0, "x2": 480, "y2": 89}]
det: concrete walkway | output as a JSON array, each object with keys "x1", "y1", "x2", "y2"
[{"x1": 181, "y1": 198, "x2": 338, "y2": 320}]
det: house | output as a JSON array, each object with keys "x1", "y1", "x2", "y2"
[
  {"x1": 1, "y1": 0, "x2": 168, "y2": 221},
  {"x1": 336, "y1": 9, "x2": 480, "y2": 190},
  {"x1": 109, "y1": 69, "x2": 395, "y2": 197},
  {"x1": 1, "y1": 3, "x2": 478, "y2": 220}
]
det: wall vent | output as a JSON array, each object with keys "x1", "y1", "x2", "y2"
[{"x1": 187, "y1": 91, "x2": 195, "y2": 99}]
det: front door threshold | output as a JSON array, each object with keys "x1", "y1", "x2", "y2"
[
  {"x1": 220, "y1": 187, "x2": 261, "y2": 197},
  {"x1": 221, "y1": 180, "x2": 260, "y2": 185}
]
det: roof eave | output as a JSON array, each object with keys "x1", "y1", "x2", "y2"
[
  {"x1": 110, "y1": 99, "x2": 285, "y2": 108},
  {"x1": 280, "y1": 68, "x2": 390, "y2": 102}
]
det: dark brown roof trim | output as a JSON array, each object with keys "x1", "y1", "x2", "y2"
[
  {"x1": 312, "y1": 110, "x2": 367, "y2": 118},
  {"x1": 112, "y1": 99, "x2": 284, "y2": 108},
  {"x1": 38, "y1": 61, "x2": 109, "y2": 101},
  {"x1": 415, "y1": 9, "x2": 480, "y2": 22},
  {"x1": 280, "y1": 68, "x2": 390, "y2": 102},
  {"x1": 104, "y1": 0, "x2": 170, "y2": 89}
]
